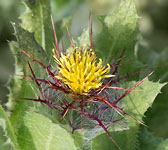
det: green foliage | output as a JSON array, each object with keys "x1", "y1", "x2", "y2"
[
  {"x1": 122, "y1": 79, "x2": 164, "y2": 123},
  {"x1": 7, "y1": 0, "x2": 53, "y2": 135},
  {"x1": 92, "y1": 79, "x2": 165, "y2": 150},
  {"x1": 0, "y1": 0, "x2": 167, "y2": 150},
  {"x1": 137, "y1": 43, "x2": 168, "y2": 82},
  {"x1": 138, "y1": 127, "x2": 162, "y2": 150},
  {"x1": 51, "y1": 0, "x2": 79, "y2": 22},
  {"x1": 94, "y1": 0, "x2": 143, "y2": 77},
  {"x1": 156, "y1": 139, "x2": 168, "y2": 150},
  {"x1": 0, "y1": 127, "x2": 13, "y2": 150},
  {"x1": 18, "y1": 110, "x2": 77, "y2": 150},
  {"x1": 0, "y1": 105, "x2": 19, "y2": 150},
  {"x1": 13, "y1": 23, "x2": 47, "y2": 74},
  {"x1": 7, "y1": 41, "x2": 34, "y2": 135},
  {"x1": 21, "y1": 0, "x2": 55, "y2": 57},
  {"x1": 7, "y1": 35, "x2": 43, "y2": 134}
]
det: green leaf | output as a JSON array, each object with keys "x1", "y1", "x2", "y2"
[
  {"x1": 6, "y1": 42, "x2": 30, "y2": 134},
  {"x1": 13, "y1": 23, "x2": 47, "y2": 71},
  {"x1": 8, "y1": 0, "x2": 53, "y2": 142},
  {"x1": 138, "y1": 127, "x2": 162, "y2": 150},
  {"x1": 157, "y1": 139, "x2": 168, "y2": 150},
  {"x1": 17, "y1": 110, "x2": 77, "y2": 150},
  {"x1": 137, "y1": 85, "x2": 168, "y2": 149},
  {"x1": 0, "y1": 105, "x2": 19, "y2": 150},
  {"x1": 77, "y1": 27, "x2": 90, "y2": 46},
  {"x1": 71, "y1": 131, "x2": 83, "y2": 150},
  {"x1": 0, "y1": 127, "x2": 13, "y2": 150},
  {"x1": 6, "y1": 41, "x2": 23, "y2": 111},
  {"x1": 92, "y1": 129, "x2": 133, "y2": 150},
  {"x1": 8, "y1": 0, "x2": 54, "y2": 129},
  {"x1": 9, "y1": 80, "x2": 35, "y2": 135},
  {"x1": 7, "y1": 38, "x2": 40, "y2": 134},
  {"x1": 118, "y1": 79, "x2": 165, "y2": 149},
  {"x1": 140, "y1": 84, "x2": 168, "y2": 138},
  {"x1": 122, "y1": 79, "x2": 164, "y2": 123},
  {"x1": 137, "y1": 43, "x2": 168, "y2": 83},
  {"x1": 21, "y1": 0, "x2": 55, "y2": 57},
  {"x1": 92, "y1": 79, "x2": 165, "y2": 150},
  {"x1": 89, "y1": 0, "x2": 120, "y2": 15},
  {"x1": 94, "y1": 0, "x2": 143, "y2": 77},
  {"x1": 51, "y1": 0, "x2": 79, "y2": 22}
]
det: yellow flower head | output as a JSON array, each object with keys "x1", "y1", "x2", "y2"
[{"x1": 53, "y1": 45, "x2": 113, "y2": 94}]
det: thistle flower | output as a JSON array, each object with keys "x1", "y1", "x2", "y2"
[
  {"x1": 20, "y1": 14, "x2": 148, "y2": 150},
  {"x1": 52, "y1": 45, "x2": 114, "y2": 94}
]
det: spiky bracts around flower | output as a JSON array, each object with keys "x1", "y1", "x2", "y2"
[{"x1": 19, "y1": 14, "x2": 148, "y2": 150}]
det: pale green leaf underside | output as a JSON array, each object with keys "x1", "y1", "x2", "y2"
[{"x1": 18, "y1": 111, "x2": 77, "y2": 150}]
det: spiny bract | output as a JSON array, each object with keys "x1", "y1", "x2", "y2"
[{"x1": 53, "y1": 44, "x2": 114, "y2": 94}]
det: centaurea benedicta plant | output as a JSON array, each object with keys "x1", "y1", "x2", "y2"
[{"x1": 20, "y1": 14, "x2": 148, "y2": 149}]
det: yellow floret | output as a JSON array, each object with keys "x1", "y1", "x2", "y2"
[{"x1": 53, "y1": 45, "x2": 114, "y2": 94}]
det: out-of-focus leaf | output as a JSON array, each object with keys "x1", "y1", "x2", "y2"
[
  {"x1": 89, "y1": 0, "x2": 120, "y2": 15},
  {"x1": 156, "y1": 139, "x2": 168, "y2": 150},
  {"x1": 138, "y1": 127, "x2": 162, "y2": 150},
  {"x1": 0, "y1": 105, "x2": 19, "y2": 150},
  {"x1": 154, "y1": 48, "x2": 168, "y2": 82},
  {"x1": 17, "y1": 110, "x2": 77, "y2": 150},
  {"x1": 51, "y1": 0, "x2": 79, "y2": 22},
  {"x1": 78, "y1": 28, "x2": 90, "y2": 46},
  {"x1": 137, "y1": 43, "x2": 168, "y2": 82},
  {"x1": 0, "y1": 127, "x2": 12, "y2": 150},
  {"x1": 21, "y1": 0, "x2": 55, "y2": 57},
  {"x1": 140, "y1": 84, "x2": 168, "y2": 138}
]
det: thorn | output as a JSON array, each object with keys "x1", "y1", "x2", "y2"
[
  {"x1": 96, "y1": 86, "x2": 126, "y2": 95},
  {"x1": 89, "y1": 11, "x2": 93, "y2": 49},
  {"x1": 62, "y1": 40, "x2": 66, "y2": 55},
  {"x1": 27, "y1": 61, "x2": 41, "y2": 91},
  {"x1": 110, "y1": 71, "x2": 140, "y2": 85},
  {"x1": 51, "y1": 15, "x2": 60, "y2": 57},
  {"x1": 18, "y1": 97, "x2": 45, "y2": 103},
  {"x1": 41, "y1": 88, "x2": 46, "y2": 101},
  {"x1": 16, "y1": 74, "x2": 49, "y2": 84},
  {"x1": 61, "y1": 106, "x2": 70, "y2": 119},
  {"x1": 114, "y1": 72, "x2": 153, "y2": 105},
  {"x1": 20, "y1": 49, "x2": 55, "y2": 78},
  {"x1": 66, "y1": 26, "x2": 75, "y2": 48},
  {"x1": 82, "y1": 112, "x2": 121, "y2": 150},
  {"x1": 95, "y1": 96, "x2": 125, "y2": 118},
  {"x1": 112, "y1": 48, "x2": 126, "y2": 75}
]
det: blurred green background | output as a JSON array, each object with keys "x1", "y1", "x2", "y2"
[
  {"x1": 0, "y1": 0, "x2": 22, "y2": 105},
  {"x1": 0, "y1": 0, "x2": 168, "y2": 143}
]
